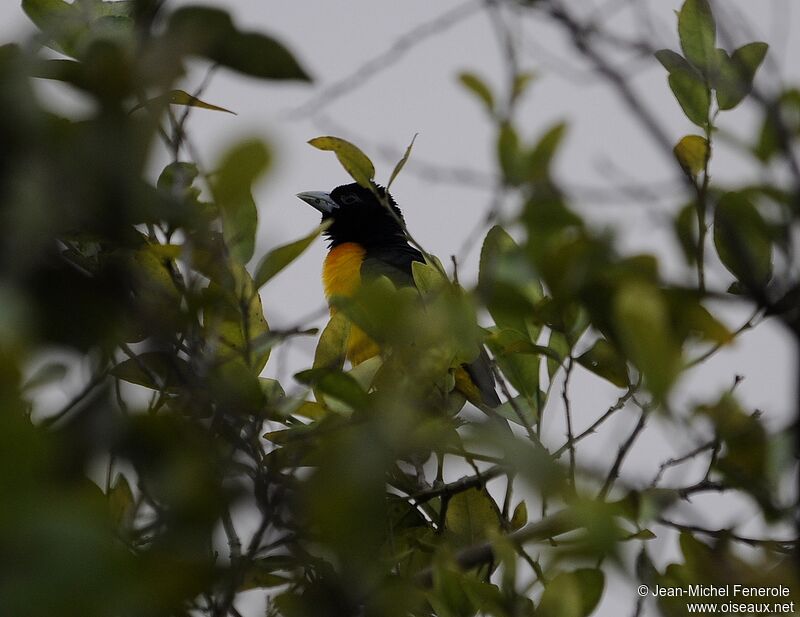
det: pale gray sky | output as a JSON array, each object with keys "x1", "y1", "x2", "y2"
[{"x1": 3, "y1": 1, "x2": 798, "y2": 615}]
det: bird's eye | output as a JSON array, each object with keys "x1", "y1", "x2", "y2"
[{"x1": 340, "y1": 194, "x2": 359, "y2": 205}]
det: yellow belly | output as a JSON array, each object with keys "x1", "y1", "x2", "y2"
[{"x1": 323, "y1": 243, "x2": 380, "y2": 365}]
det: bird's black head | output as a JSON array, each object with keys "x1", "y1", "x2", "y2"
[{"x1": 296, "y1": 183, "x2": 408, "y2": 248}]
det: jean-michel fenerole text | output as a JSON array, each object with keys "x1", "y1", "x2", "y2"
[{"x1": 650, "y1": 585, "x2": 791, "y2": 598}]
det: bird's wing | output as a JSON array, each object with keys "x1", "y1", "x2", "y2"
[
  {"x1": 362, "y1": 243, "x2": 501, "y2": 409},
  {"x1": 463, "y1": 348, "x2": 502, "y2": 408},
  {"x1": 360, "y1": 243, "x2": 425, "y2": 287}
]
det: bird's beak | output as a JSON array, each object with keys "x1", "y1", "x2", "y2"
[{"x1": 296, "y1": 191, "x2": 339, "y2": 214}]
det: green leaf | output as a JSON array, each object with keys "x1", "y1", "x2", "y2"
[
  {"x1": 512, "y1": 71, "x2": 537, "y2": 102},
  {"x1": 23, "y1": 0, "x2": 77, "y2": 55},
  {"x1": 24, "y1": 0, "x2": 135, "y2": 58},
  {"x1": 213, "y1": 140, "x2": 270, "y2": 263},
  {"x1": 458, "y1": 71, "x2": 495, "y2": 114},
  {"x1": 613, "y1": 281, "x2": 681, "y2": 399},
  {"x1": 673, "y1": 134, "x2": 709, "y2": 176},
  {"x1": 156, "y1": 162, "x2": 203, "y2": 213},
  {"x1": 713, "y1": 191, "x2": 773, "y2": 287},
  {"x1": 411, "y1": 260, "x2": 448, "y2": 295},
  {"x1": 576, "y1": 338, "x2": 629, "y2": 388},
  {"x1": 203, "y1": 261, "x2": 271, "y2": 373},
  {"x1": 538, "y1": 569, "x2": 605, "y2": 617},
  {"x1": 511, "y1": 501, "x2": 528, "y2": 530},
  {"x1": 625, "y1": 529, "x2": 657, "y2": 541},
  {"x1": 678, "y1": 0, "x2": 717, "y2": 76},
  {"x1": 22, "y1": 0, "x2": 71, "y2": 27},
  {"x1": 485, "y1": 329, "x2": 541, "y2": 401},
  {"x1": 697, "y1": 395, "x2": 774, "y2": 516},
  {"x1": 260, "y1": 378, "x2": 286, "y2": 403},
  {"x1": 668, "y1": 68, "x2": 710, "y2": 127},
  {"x1": 238, "y1": 559, "x2": 290, "y2": 591},
  {"x1": 111, "y1": 352, "x2": 189, "y2": 391},
  {"x1": 445, "y1": 487, "x2": 501, "y2": 545},
  {"x1": 386, "y1": 133, "x2": 417, "y2": 190},
  {"x1": 108, "y1": 473, "x2": 135, "y2": 529},
  {"x1": 655, "y1": 46, "x2": 710, "y2": 126},
  {"x1": 546, "y1": 330, "x2": 570, "y2": 378},
  {"x1": 714, "y1": 42, "x2": 768, "y2": 110},
  {"x1": 347, "y1": 355, "x2": 382, "y2": 392},
  {"x1": 755, "y1": 88, "x2": 800, "y2": 161},
  {"x1": 494, "y1": 395, "x2": 539, "y2": 428},
  {"x1": 497, "y1": 122, "x2": 523, "y2": 185},
  {"x1": 293, "y1": 400, "x2": 328, "y2": 420},
  {"x1": 478, "y1": 225, "x2": 542, "y2": 338},
  {"x1": 674, "y1": 202, "x2": 699, "y2": 265},
  {"x1": 254, "y1": 223, "x2": 328, "y2": 288},
  {"x1": 214, "y1": 32, "x2": 311, "y2": 81},
  {"x1": 526, "y1": 121, "x2": 567, "y2": 182},
  {"x1": 675, "y1": 296, "x2": 732, "y2": 344},
  {"x1": 654, "y1": 49, "x2": 693, "y2": 74},
  {"x1": 308, "y1": 136, "x2": 376, "y2": 189},
  {"x1": 295, "y1": 368, "x2": 369, "y2": 411},
  {"x1": 167, "y1": 6, "x2": 310, "y2": 81},
  {"x1": 313, "y1": 311, "x2": 350, "y2": 373},
  {"x1": 130, "y1": 89, "x2": 236, "y2": 115}
]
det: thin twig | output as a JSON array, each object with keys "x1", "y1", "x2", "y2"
[
  {"x1": 553, "y1": 385, "x2": 636, "y2": 458},
  {"x1": 650, "y1": 438, "x2": 717, "y2": 487},
  {"x1": 409, "y1": 464, "x2": 506, "y2": 504},
  {"x1": 597, "y1": 405, "x2": 648, "y2": 500},
  {"x1": 561, "y1": 357, "x2": 577, "y2": 487},
  {"x1": 657, "y1": 517, "x2": 798, "y2": 554},
  {"x1": 40, "y1": 369, "x2": 109, "y2": 428}
]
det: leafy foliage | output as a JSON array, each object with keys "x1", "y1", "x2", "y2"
[{"x1": 1, "y1": 1, "x2": 797, "y2": 617}]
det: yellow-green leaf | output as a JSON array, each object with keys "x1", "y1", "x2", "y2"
[
  {"x1": 131, "y1": 90, "x2": 235, "y2": 115},
  {"x1": 168, "y1": 89, "x2": 234, "y2": 113},
  {"x1": 713, "y1": 192, "x2": 773, "y2": 287},
  {"x1": 386, "y1": 133, "x2": 417, "y2": 189},
  {"x1": 458, "y1": 71, "x2": 495, "y2": 114},
  {"x1": 239, "y1": 558, "x2": 291, "y2": 591},
  {"x1": 254, "y1": 222, "x2": 329, "y2": 288},
  {"x1": 614, "y1": 281, "x2": 681, "y2": 399},
  {"x1": 411, "y1": 260, "x2": 448, "y2": 295},
  {"x1": 538, "y1": 569, "x2": 605, "y2": 617},
  {"x1": 497, "y1": 122, "x2": 522, "y2": 185},
  {"x1": 673, "y1": 134, "x2": 709, "y2": 176},
  {"x1": 313, "y1": 311, "x2": 350, "y2": 373},
  {"x1": 526, "y1": 121, "x2": 567, "y2": 182},
  {"x1": 203, "y1": 261, "x2": 271, "y2": 373},
  {"x1": 445, "y1": 487, "x2": 501, "y2": 545},
  {"x1": 213, "y1": 140, "x2": 271, "y2": 263},
  {"x1": 108, "y1": 474, "x2": 135, "y2": 529},
  {"x1": 308, "y1": 136, "x2": 375, "y2": 189},
  {"x1": 512, "y1": 71, "x2": 537, "y2": 102},
  {"x1": 511, "y1": 501, "x2": 528, "y2": 530},
  {"x1": 576, "y1": 338, "x2": 629, "y2": 388}
]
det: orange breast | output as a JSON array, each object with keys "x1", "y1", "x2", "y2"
[
  {"x1": 323, "y1": 242, "x2": 366, "y2": 299},
  {"x1": 322, "y1": 243, "x2": 379, "y2": 365}
]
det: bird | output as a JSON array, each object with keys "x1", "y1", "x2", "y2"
[{"x1": 296, "y1": 182, "x2": 501, "y2": 410}]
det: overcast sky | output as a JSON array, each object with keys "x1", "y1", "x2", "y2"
[{"x1": 2, "y1": 1, "x2": 798, "y2": 615}]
